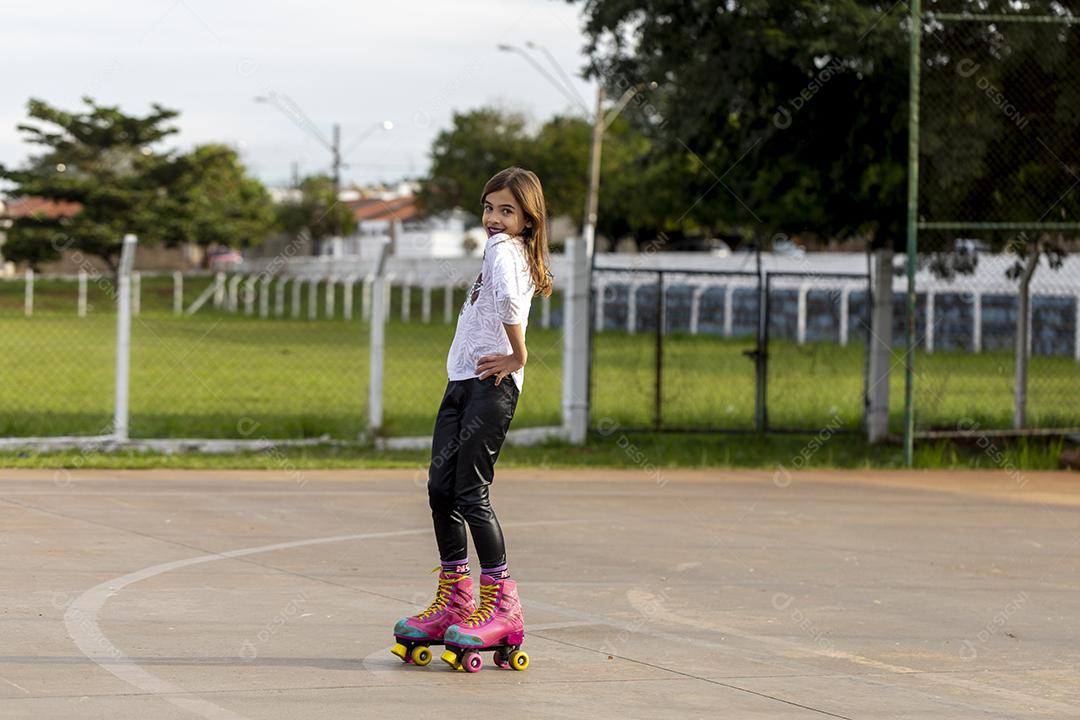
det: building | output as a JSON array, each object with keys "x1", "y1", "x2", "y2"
[
  {"x1": 329, "y1": 191, "x2": 474, "y2": 260},
  {"x1": 0, "y1": 196, "x2": 203, "y2": 274}
]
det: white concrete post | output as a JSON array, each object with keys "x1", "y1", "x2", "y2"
[
  {"x1": 562, "y1": 235, "x2": 590, "y2": 444},
  {"x1": 227, "y1": 274, "x2": 242, "y2": 313},
  {"x1": 383, "y1": 274, "x2": 394, "y2": 322},
  {"x1": 796, "y1": 283, "x2": 809, "y2": 345},
  {"x1": 114, "y1": 234, "x2": 138, "y2": 442},
  {"x1": 867, "y1": 248, "x2": 894, "y2": 444},
  {"x1": 839, "y1": 285, "x2": 852, "y2": 346},
  {"x1": 78, "y1": 270, "x2": 88, "y2": 317},
  {"x1": 541, "y1": 292, "x2": 552, "y2": 329},
  {"x1": 421, "y1": 283, "x2": 432, "y2": 323},
  {"x1": 325, "y1": 276, "x2": 335, "y2": 319},
  {"x1": 243, "y1": 275, "x2": 256, "y2": 315},
  {"x1": 362, "y1": 275, "x2": 374, "y2": 321},
  {"x1": 369, "y1": 242, "x2": 392, "y2": 433},
  {"x1": 343, "y1": 275, "x2": 357, "y2": 321},
  {"x1": 24, "y1": 269, "x2": 33, "y2": 317},
  {"x1": 972, "y1": 291, "x2": 982, "y2": 352},
  {"x1": 172, "y1": 271, "x2": 183, "y2": 316},
  {"x1": 213, "y1": 272, "x2": 225, "y2": 309},
  {"x1": 259, "y1": 276, "x2": 271, "y2": 318},
  {"x1": 308, "y1": 278, "x2": 318, "y2": 321},
  {"x1": 689, "y1": 285, "x2": 707, "y2": 335},
  {"x1": 291, "y1": 277, "x2": 302, "y2": 319},
  {"x1": 401, "y1": 279, "x2": 411, "y2": 322},
  {"x1": 724, "y1": 284, "x2": 736, "y2": 337},
  {"x1": 628, "y1": 280, "x2": 647, "y2": 335},
  {"x1": 443, "y1": 282, "x2": 454, "y2": 323},
  {"x1": 275, "y1": 277, "x2": 287, "y2": 317}
]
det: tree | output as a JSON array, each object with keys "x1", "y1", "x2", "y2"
[
  {"x1": 275, "y1": 174, "x2": 355, "y2": 254},
  {"x1": 570, "y1": 0, "x2": 912, "y2": 248},
  {"x1": 418, "y1": 107, "x2": 675, "y2": 244},
  {"x1": 165, "y1": 144, "x2": 277, "y2": 251},
  {"x1": 0, "y1": 97, "x2": 277, "y2": 273},
  {"x1": 417, "y1": 108, "x2": 532, "y2": 219},
  {"x1": 0, "y1": 97, "x2": 181, "y2": 273}
]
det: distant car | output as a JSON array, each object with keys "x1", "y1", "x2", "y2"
[{"x1": 208, "y1": 247, "x2": 243, "y2": 269}]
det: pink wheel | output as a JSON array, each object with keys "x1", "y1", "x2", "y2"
[
  {"x1": 493, "y1": 649, "x2": 510, "y2": 669},
  {"x1": 464, "y1": 652, "x2": 484, "y2": 673}
]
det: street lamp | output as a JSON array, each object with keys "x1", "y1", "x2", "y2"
[{"x1": 254, "y1": 94, "x2": 392, "y2": 244}]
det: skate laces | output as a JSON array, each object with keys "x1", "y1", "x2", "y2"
[
  {"x1": 462, "y1": 583, "x2": 499, "y2": 626},
  {"x1": 416, "y1": 569, "x2": 467, "y2": 621}
]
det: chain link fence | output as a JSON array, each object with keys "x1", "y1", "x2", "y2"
[
  {"x1": 0, "y1": 262, "x2": 564, "y2": 442},
  {"x1": 911, "y1": 3, "x2": 1080, "y2": 437},
  {"x1": 589, "y1": 265, "x2": 871, "y2": 434},
  {"x1": 0, "y1": 270, "x2": 116, "y2": 437}
]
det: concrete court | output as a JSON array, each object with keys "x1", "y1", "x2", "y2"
[{"x1": 0, "y1": 467, "x2": 1077, "y2": 720}]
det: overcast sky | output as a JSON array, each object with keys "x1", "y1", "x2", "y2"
[{"x1": 0, "y1": 0, "x2": 596, "y2": 188}]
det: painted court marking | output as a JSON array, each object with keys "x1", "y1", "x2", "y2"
[
  {"x1": 62, "y1": 520, "x2": 1076, "y2": 719},
  {"x1": 63, "y1": 522, "x2": 574, "y2": 720}
]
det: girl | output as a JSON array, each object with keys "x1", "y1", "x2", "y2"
[{"x1": 391, "y1": 167, "x2": 552, "y2": 672}]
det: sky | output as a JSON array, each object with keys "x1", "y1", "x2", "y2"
[{"x1": 0, "y1": 0, "x2": 597, "y2": 188}]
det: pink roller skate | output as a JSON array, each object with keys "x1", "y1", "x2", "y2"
[
  {"x1": 390, "y1": 570, "x2": 474, "y2": 667},
  {"x1": 441, "y1": 574, "x2": 529, "y2": 673}
]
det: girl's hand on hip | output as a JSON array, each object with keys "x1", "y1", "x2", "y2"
[{"x1": 476, "y1": 354, "x2": 524, "y2": 385}]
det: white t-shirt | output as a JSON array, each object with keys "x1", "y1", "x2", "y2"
[{"x1": 446, "y1": 232, "x2": 535, "y2": 391}]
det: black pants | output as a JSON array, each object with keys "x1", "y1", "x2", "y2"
[{"x1": 428, "y1": 376, "x2": 519, "y2": 568}]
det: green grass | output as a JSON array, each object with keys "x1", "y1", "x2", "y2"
[
  {"x1": 1, "y1": 274, "x2": 1077, "y2": 440},
  {"x1": 0, "y1": 433, "x2": 1070, "y2": 472}
]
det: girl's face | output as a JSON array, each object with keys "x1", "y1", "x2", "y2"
[{"x1": 482, "y1": 187, "x2": 532, "y2": 238}]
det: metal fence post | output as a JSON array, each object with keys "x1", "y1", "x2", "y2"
[
  {"x1": 867, "y1": 248, "x2": 894, "y2": 443},
  {"x1": 562, "y1": 235, "x2": 590, "y2": 443},
  {"x1": 369, "y1": 241, "x2": 391, "y2": 433},
  {"x1": 114, "y1": 234, "x2": 138, "y2": 442}
]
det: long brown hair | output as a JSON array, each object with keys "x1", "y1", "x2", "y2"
[{"x1": 481, "y1": 166, "x2": 552, "y2": 297}]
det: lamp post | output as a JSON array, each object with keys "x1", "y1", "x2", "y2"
[
  {"x1": 498, "y1": 42, "x2": 656, "y2": 442},
  {"x1": 254, "y1": 95, "x2": 392, "y2": 249}
]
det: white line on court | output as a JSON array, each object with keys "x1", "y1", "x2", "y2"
[
  {"x1": 629, "y1": 588, "x2": 1079, "y2": 715},
  {"x1": 64, "y1": 521, "x2": 575, "y2": 720}
]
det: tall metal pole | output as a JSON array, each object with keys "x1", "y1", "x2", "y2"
[
  {"x1": 581, "y1": 85, "x2": 606, "y2": 436},
  {"x1": 332, "y1": 123, "x2": 342, "y2": 251},
  {"x1": 582, "y1": 85, "x2": 606, "y2": 255},
  {"x1": 903, "y1": 0, "x2": 922, "y2": 467}
]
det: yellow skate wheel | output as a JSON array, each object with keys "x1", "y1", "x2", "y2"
[
  {"x1": 411, "y1": 646, "x2": 432, "y2": 666},
  {"x1": 440, "y1": 649, "x2": 459, "y2": 668},
  {"x1": 390, "y1": 643, "x2": 408, "y2": 661},
  {"x1": 509, "y1": 650, "x2": 530, "y2": 671}
]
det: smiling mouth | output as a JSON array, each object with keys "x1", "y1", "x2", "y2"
[{"x1": 486, "y1": 226, "x2": 503, "y2": 237}]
